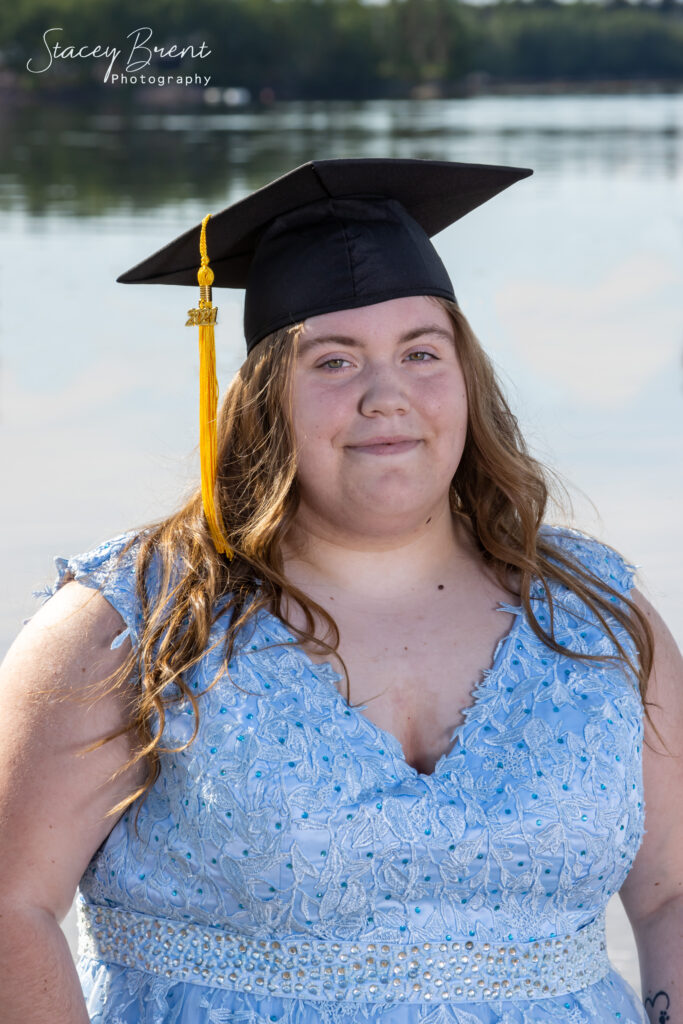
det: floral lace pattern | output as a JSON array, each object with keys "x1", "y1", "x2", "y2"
[{"x1": 37, "y1": 524, "x2": 648, "y2": 1023}]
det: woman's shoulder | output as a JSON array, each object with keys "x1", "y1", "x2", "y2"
[{"x1": 537, "y1": 522, "x2": 639, "y2": 599}]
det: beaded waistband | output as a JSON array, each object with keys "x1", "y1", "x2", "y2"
[{"x1": 77, "y1": 900, "x2": 609, "y2": 1004}]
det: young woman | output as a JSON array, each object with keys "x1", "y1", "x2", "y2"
[{"x1": 0, "y1": 158, "x2": 680, "y2": 1024}]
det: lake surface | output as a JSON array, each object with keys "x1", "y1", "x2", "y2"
[{"x1": 2, "y1": 92, "x2": 682, "y2": 995}]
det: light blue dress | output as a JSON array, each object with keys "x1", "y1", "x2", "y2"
[{"x1": 38, "y1": 523, "x2": 648, "y2": 1023}]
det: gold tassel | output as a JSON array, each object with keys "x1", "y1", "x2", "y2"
[{"x1": 186, "y1": 214, "x2": 234, "y2": 559}]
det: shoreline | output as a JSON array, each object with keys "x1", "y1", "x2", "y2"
[{"x1": 0, "y1": 71, "x2": 681, "y2": 110}]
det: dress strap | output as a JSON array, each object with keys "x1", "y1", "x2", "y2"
[
  {"x1": 77, "y1": 899, "x2": 610, "y2": 1004},
  {"x1": 33, "y1": 532, "x2": 144, "y2": 652}
]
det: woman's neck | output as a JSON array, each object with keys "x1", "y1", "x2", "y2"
[{"x1": 280, "y1": 505, "x2": 479, "y2": 602}]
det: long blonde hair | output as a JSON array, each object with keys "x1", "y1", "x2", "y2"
[{"x1": 65, "y1": 297, "x2": 655, "y2": 831}]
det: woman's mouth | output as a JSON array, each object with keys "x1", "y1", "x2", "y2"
[{"x1": 347, "y1": 440, "x2": 421, "y2": 455}]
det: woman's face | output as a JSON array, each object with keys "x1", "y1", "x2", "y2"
[{"x1": 290, "y1": 296, "x2": 468, "y2": 544}]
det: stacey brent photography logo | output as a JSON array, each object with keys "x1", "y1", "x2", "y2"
[{"x1": 26, "y1": 26, "x2": 212, "y2": 87}]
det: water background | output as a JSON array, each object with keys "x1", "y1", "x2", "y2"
[{"x1": 2, "y1": 92, "x2": 682, "y2": 994}]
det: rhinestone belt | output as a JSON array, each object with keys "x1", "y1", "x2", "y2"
[{"x1": 77, "y1": 900, "x2": 610, "y2": 1003}]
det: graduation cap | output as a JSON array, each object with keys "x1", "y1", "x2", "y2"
[{"x1": 117, "y1": 157, "x2": 533, "y2": 558}]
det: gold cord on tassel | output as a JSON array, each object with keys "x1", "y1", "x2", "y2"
[{"x1": 186, "y1": 214, "x2": 234, "y2": 559}]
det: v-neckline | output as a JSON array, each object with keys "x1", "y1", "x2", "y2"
[{"x1": 257, "y1": 597, "x2": 528, "y2": 781}]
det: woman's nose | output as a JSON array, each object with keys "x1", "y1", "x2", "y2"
[{"x1": 357, "y1": 364, "x2": 410, "y2": 417}]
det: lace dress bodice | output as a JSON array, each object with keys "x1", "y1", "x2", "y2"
[{"x1": 37, "y1": 523, "x2": 648, "y2": 1023}]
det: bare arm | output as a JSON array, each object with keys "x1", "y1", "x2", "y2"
[
  {"x1": 0, "y1": 580, "x2": 146, "y2": 1023},
  {"x1": 618, "y1": 588, "x2": 683, "y2": 1022}
]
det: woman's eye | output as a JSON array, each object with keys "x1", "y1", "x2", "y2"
[
  {"x1": 407, "y1": 350, "x2": 437, "y2": 362},
  {"x1": 319, "y1": 358, "x2": 349, "y2": 371}
]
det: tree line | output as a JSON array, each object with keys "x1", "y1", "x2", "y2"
[{"x1": 2, "y1": 0, "x2": 682, "y2": 100}]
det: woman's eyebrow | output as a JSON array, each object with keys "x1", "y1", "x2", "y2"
[{"x1": 298, "y1": 324, "x2": 453, "y2": 357}]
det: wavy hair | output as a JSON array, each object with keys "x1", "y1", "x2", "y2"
[{"x1": 61, "y1": 297, "x2": 655, "y2": 833}]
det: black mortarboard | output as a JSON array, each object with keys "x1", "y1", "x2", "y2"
[
  {"x1": 116, "y1": 158, "x2": 533, "y2": 558},
  {"x1": 117, "y1": 158, "x2": 533, "y2": 353}
]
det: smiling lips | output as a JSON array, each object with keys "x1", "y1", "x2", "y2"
[{"x1": 347, "y1": 437, "x2": 421, "y2": 455}]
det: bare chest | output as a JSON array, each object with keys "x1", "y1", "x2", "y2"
[{"x1": 282, "y1": 577, "x2": 518, "y2": 776}]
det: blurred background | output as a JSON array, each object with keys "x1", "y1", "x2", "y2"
[{"x1": 1, "y1": 0, "x2": 682, "y2": 1000}]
